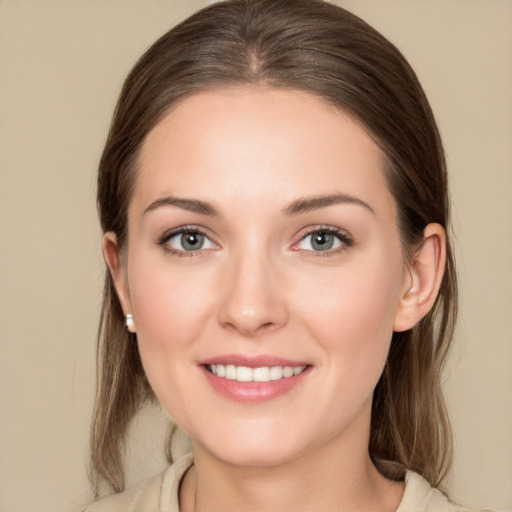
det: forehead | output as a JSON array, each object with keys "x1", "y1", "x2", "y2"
[{"x1": 134, "y1": 86, "x2": 394, "y2": 218}]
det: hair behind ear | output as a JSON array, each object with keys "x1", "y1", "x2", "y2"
[
  {"x1": 370, "y1": 232, "x2": 457, "y2": 487},
  {"x1": 89, "y1": 276, "x2": 152, "y2": 494}
]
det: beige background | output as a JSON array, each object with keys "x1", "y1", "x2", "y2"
[{"x1": 0, "y1": 1, "x2": 510, "y2": 511}]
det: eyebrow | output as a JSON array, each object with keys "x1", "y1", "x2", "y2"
[
  {"x1": 143, "y1": 196, "x2": 219, "y2": 216},
  {"x1": 143, "y1": 193, "x2": 374, "y2": 217},
  {"x1": 282, "y1": 193, "x2": 375, "y2": 216}
]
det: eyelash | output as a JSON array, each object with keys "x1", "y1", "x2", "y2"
[
  {"x1": 158, "y1": 225, "x2": 353, "y2": 258},
  {"x1": 292, "y1": 226, "x2": 353, "y2": 257},
  {"x1": 158, "y1": 225, "x2": 216, "y2": 258}
]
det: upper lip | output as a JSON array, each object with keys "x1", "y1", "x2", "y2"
[{"x1": 199, "y1": 354, "x2": 310, "y2": 368}]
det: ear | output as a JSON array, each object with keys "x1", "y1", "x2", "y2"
[
  {"x1": 393, "y1": 223, "x2": 447, "y2": 332},
  {"x1": 102, "y1": 232, "x2": 134, "y2": 330}
]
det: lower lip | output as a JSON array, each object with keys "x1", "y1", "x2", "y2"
[{"x1": 200, "y1": 366, "x2": 311, "y2": 403}]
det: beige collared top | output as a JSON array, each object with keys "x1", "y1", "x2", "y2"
[{"x1": 82, "y1": 453, "x2": 485, "y2": 512}]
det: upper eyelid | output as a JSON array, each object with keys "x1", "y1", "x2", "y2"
[
  {"x1": 295, "y1": 225, "x2": 352, "y2": 241},
  {"x1": 158, "y1": 226, "x2": 218, "y2": 256},
  {"x1": 157, "y1": 224, "x2": 352, "y2": 248},
  {"x1": 292, "y1": 226, "x2": 353, "y2": 251},
  {"x1": 159, "y1": 225, "x2": 213, "y2": 243}
]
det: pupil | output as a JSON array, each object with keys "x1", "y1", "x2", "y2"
[
  {"x1": 182, "y1": 232, "x2": 203, "y2": 250},
  {"x1": 312, "y1": 231, "x2": 333, "y2": 251}
]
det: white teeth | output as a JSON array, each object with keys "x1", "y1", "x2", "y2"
[
  {"x1": 293, "y1": 366, "x2": 304, "y2": 375},
  {"x1": 236, "y1": 366, "x2": 253, "y2": 382},
  {"x1": 253, "y1": 366, "x2": 270, "y2": 382},
  {"x1": 225, "y1": 365, "x2": 236, "y2": 380},
  {"x1": 270, "y1": 366, "x2": 283, "y2": 380},
  {"x1": 283, "y1": 366, "x2": 294, "y2": 378},
  {"x1": 208, "y1": 364, "x2": 306, "y2": 382}
]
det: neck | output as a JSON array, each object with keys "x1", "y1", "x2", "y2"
[{"x1": 179, "y1": 414, "x2": 404, "y2": 512}]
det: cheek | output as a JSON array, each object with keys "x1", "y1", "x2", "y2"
[
  {"x1": 302, "y1": 259, "x2": 401, "y2": 340},
  {"x1": 126, "y1": 256, "x2": 218, "y2": 394},
  {"x1": 297, "y1": 253, "x2": 404, "y2": 385},
  {"x1": 126, "y1": 260, "x2": 220, "y2": 427}
]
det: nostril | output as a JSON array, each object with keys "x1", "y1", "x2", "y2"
[
  {"x1": 216, "y1": 274, "x2": 289, "y2": 336},
  {"x1": 221, "y1": 318, "x2": 280, "y2": 338},
  {"x1": 258, "y1": 321, "x2": 276, "y2": 332}
]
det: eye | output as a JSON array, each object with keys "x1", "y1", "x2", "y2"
[
  {"x1": 163, "y1": 229, "x2": 216, "y2": 252},
  {"x1": 296, "y1": 228, "x2": 350, "y2": 252}
]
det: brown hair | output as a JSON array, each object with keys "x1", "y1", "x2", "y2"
[{"x1": 92, "y1": 0, "x2": 457, "y2": 494}]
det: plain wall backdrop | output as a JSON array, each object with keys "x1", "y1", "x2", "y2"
[{"x1": 0, "y1": 1, "x2": 510, "y2": 511}]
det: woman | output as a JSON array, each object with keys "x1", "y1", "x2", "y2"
[{"x1": 84, "y1": 0, "x2": 483, "y2": 510}]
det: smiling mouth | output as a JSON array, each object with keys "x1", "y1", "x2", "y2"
[{"x1": 206, "y1": 364, "x2": 307, "y2": 383}]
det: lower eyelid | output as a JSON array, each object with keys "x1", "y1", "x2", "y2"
[
  {"x1": 158, "y1": 226, "x2": 351, "y2": 255},
  {"x1": 158, "y1": 227, "x2": 217, "y2": 251},
  {"x1": 294, "y1": 227, "x2": 352, "y2": 248},
  {"x1": 297, "y1": 235, "x2": 341, "y2": 251}
]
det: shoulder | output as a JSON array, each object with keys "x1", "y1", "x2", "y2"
[
  {"x1": 399, "y1": 471, "x2": 493, "y2": 512},
  {"x1": 81, "y1": 453, "x2": 193, "y2": 512}
]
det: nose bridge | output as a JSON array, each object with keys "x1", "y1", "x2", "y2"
[{"x1": 217, "y1": 237, "x2": 288, "y2": 337}]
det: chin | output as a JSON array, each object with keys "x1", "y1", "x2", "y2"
[
  {"x1": 189, "y1": 419, "x2": 318, "y2": 468},
  {"x1": 210, "y1": 442, "x2": 302, "y2": 468}
]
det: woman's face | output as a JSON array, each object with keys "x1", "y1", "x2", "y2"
[{"x1": 112, "y1": 86, "x2": 412, "y2": 466}]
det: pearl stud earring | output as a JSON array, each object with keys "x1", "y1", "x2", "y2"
[{"x1": 125, "y1": 314, "x2": 136, "y2": 333}]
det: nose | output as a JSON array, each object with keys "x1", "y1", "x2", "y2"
[{"x1": 216, "y1": 248, "x2": 289, "y2": 338}]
